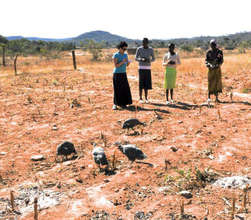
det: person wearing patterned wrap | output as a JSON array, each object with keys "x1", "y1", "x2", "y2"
[
  {"x1": 112, "y1": 41, "x2": 132, "y2": 110},
  {"x1": 205, "y1": 39, "x2": 224, "y2": 103},
  {"x1": 135, "y1": 38, "x2": 155, "y2": 103},
  {"x1": 162, "y1": 43, "x2": 181, "y2": 105}
]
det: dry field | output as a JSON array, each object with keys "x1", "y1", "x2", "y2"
[{"x1": 0, "y1": 49, "x2": 250, "y2": 219}]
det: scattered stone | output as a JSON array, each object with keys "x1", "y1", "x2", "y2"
[
  {"x1": 113, "y1": 200, "x2": 121, "y2": 206},
  {"x1": 179, "y1": 190, "x2": 193, "y2": 199},
  {"x1": 213, "y1": 176, "x2": 251, "y2": 189},
  {"x1": 52, "y1": 124, "x2": 58, "y2": 130},
  {"x1": 30, "y1": 155, "x2": 45, "y2": 161},
  {"x1": 63, "y1": 161, "x2": 73, "y2": 166},
  {"x1": 91, "y1": 210, "x2": 109, "y2": 220},
  {"x1": 80, "y1": 165, "x2": 85, "y2": 170},
  {"x1": 134, "y1": 211, "x2": 145, "y2": 219},
  {"x1": 170, "y1": 146, "x2": 178, "y2": 152},
  {"x1": 44, "y1": 182, "x2": 57, "y2": 188},
  {"x1": 57, "y1": 183, "x2": 62, "y2": 189},
  {"x1": 208, "y1": 155, "x2": 215, "y2": 160},
  {"x1": 158, "y1": 186, "x2": 171, "y2": 193},
  {"x1": 76, "y1": 178, "x2": 83, "y2": 184},
  {"x1": 104, "y1": 179, "x2": 110, "y2": 183}
]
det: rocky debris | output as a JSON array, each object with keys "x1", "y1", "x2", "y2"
[
  {"x1": 213, "y1": 176, "x2": 251, "y2": 189},
  {"x1": 179, "y1": 190, "x2": 193, "y2": 199},
  {"x1": 134, "y1": 211, "x2": 153, "y2": 220},
  {"x1": 0, "y1": 182, "x2": 64, "y2": 218},
  {"x1": 52, "y1": 124, "x2": 58, "y2": 130},
  {"x1": 170, "y1": 146, "x2": 178, "y2": 152},
  {"x1": 76, "y1": 178, "x2": 83, "y2": 183},
  {"x1": 30, "y1": 155, "x2": 45, "y2": 161},
  {"x1": 135, "y1": 211, "x2": 145, "y2": 219},
  {"x1": 125, "y1": 199, "x2": 134, "y2": 210},
  {"x1": 158, "y1": 186, "x2": 171, "y2": 193},
  {"x1": 91, "y1": 210, "x2": 110, "y2": 220},
  {"x1": 70, "y1": 98, "x2": 81, "y2": 108},
  {"x1": 104, "y1": 179, "x2": 110, "y2": 183}
]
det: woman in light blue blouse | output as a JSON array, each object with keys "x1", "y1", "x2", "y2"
[{"x1": 112, "y1": 41, "x2": 132, "y2": 110}]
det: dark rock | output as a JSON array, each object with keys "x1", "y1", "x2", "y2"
[
  {"x1": 76, "y1": 178, "x2": 83, "y2": 183},
  {"x1": 30, "y1": 155, "x2": 45, "y2": 161},
  {"x1": 134, "y1": 211, "x2": 145, "y2": 219},
  {"x1": 179, "y1": 190, "x2": 193, "y2": 199}
]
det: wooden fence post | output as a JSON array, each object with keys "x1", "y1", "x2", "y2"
[
  {"x1": 10, "y1": 191, "x2": 14, "y2": 211},
  {"x1": 72, "y1": 50, "x2": 77, "y2": 70},
  {"x1": 2, "y1": 46, "x2": 6, "y2": 66},
  {"x1": 14, "y1": 54, "x2": 18, "y2": 75},
  {"x1": 34, "y1": 197, "x2": 38, "y2": 220}
]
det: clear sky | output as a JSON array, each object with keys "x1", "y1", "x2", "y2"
[{"x1": 1, "y1": 0, "x2": 251, "y2": 40}]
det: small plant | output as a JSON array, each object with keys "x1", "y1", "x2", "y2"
[
  {"x1": 52, "y1": 79, "x2": 59, "y2": 86},
  {"x1": 100, "y1": 131, "x2": 107, "y2": 147},
  {"x1": 27, "y1": 95, "x2": 33, "y2": 104},
  {"x1": 217, "y1": 108, "x2": 222, "y2": 121},
  {"x1": 164, "y1": 159, "x2": 170, "y2": 171},
  {"x1": 242, "y1": 88, "x2": 250, "y2": 93}
]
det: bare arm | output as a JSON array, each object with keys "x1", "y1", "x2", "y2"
[
  {"x1": 113, "y1": 57, "x2": 127, "y2": 68},
  {"x1": 126, "y1": 55, "x2": 130, "y2": 66},
  {"x1": 176, "y1": 54, "x2": 181, "y2": 65},
  {"x1": 162, "y1": 54, "x2": 169, "y2": 66}
]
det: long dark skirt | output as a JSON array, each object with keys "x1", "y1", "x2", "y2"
[
  {"x1": 208, "y1": 67, "x2": 222, "y2": 94},
  {"x1": 113, "y1": 73, "x2": 132, "y2": 106}
]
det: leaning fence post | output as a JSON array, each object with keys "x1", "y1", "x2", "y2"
[
  {"x1": 14, "y1": 54, "x2": 18, "y2": 75},
  {"x1": 10, "y1": 190, "x2": 15, "y2": 211},
  {"x1": 72, "y1": 50, "x2": 77, "y2": 70},
  {"x1": 2, "y1": 46, "x2": 6, "y2": 66},
  {"x1": 34, "y1": 197, "x2": 38, "y2": 220}
]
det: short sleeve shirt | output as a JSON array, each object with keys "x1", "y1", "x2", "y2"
[{"x1": 113, "y1": 52, "x2": 128, "y2": 73}]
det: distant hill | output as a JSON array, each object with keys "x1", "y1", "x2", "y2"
[
  {"x1": 6, "y1": 36, "x2": 72, "y2": 42},
  {"x1": 6, "y1": 31, "x2": 131, "y2": 43},
  {"x1": 73, "y1": 30, "x2": 131, "y2": 43},
  {"x1": 5, "y1": 30, "x2": 251, "y2": 49}
]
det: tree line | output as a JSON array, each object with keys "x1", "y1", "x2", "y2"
[
  {"x1": 1, "y1": 32, "x2": 251, "y2": 66},
  {"x1": 0, "y1": 35, "x2": 76, "y2": 66}
]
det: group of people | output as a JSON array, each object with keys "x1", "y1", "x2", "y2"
[{"x1": 112, "y1": 38, "x2": 223, "y2": 110}]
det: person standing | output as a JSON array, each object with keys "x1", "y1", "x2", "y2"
[
  {"x1": 135, "y1": 38, "x2": 155, "y2": 103},
  {"x1": 112, "y1": 41, "x2": 132, "y2": 110},
  {"x1": 162, "y1": 43, "x2": 181, "y2": 104},
  {"x1": 205, "y1": 39, "x2": 224, "y2": 103}
]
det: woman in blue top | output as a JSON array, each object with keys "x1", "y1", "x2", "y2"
[{"x1": 112, "y1": 41, "x2": 132, "y2": 110}]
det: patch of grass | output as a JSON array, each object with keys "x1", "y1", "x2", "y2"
[{"x1": 242, "y1": 88, "x2": 251, "y2": 93}]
